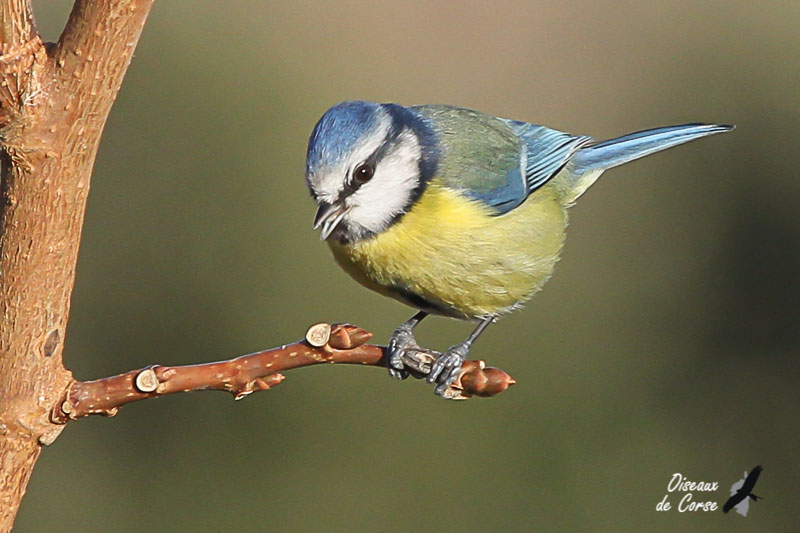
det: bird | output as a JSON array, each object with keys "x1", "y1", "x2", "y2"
[
  {"x1": 723, "y1": 465, "x2": 763, "y2": 514},
  {"x1": 304, "y1": 101, "x2": 732, "y2": 397}
]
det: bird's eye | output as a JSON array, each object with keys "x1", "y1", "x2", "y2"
[{"x1": 352, "y1": 163, "x2": 375, "y2": 184}]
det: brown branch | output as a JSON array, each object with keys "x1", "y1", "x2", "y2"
[
  {"x1": 52, "y1": 323, "x2": 517, "y2": 422},
  {"x1": 0, "y1": 0, "x2": 36, "y2": 50},
  {"x1": 0, "y1": 1, "x2": 154, "y2": 529},
  {"x1": 0, "y1": 0, "x2": 41, "y2": 128},
  {"x1": 54, "y1": 0, "x2": 153, "y2": 89}
]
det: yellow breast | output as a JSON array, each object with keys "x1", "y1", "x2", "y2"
[{"x1": 329, "y1": 183, "x2": 568, "y2": 319}]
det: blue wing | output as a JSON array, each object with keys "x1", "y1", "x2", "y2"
[
  {"x1": 505, "y1": 120, "x2": 593, "y2": 195},
  {"x1": 466, "y1": 120, "x2": 591, "y2": 215},
  {"x1": 467, "y1": 163, "x2": 529, "y2": 213},
  {"x1": 412, "y1": 105, "x2": 591, "y2": 215}
]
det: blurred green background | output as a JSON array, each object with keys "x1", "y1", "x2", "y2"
[{"x1": 15, "y1": 1, "x2": 799, "y2": 531}]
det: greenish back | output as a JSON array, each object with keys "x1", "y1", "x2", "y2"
[{"x1": 412, "y1": 105, "x2": 528, "y2": 213}]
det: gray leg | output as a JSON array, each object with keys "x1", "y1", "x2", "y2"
[
  {"x1": 386, "y1": 311, "x2": 428, "y2": 380},
  {"x1": 428, "y1": 317, "x2": 493, "y2": 396}
]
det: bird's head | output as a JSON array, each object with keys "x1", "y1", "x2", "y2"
[{"x1": 305, "y1": 101, "x2": 438, "y2": 243}]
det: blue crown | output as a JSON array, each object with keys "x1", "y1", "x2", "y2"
[{"x1": 306, "y1": 101, "x2": 383, "y2": 176}]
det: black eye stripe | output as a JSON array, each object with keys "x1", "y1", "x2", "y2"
[
  {"x1": 341, "y1": 127, "x2": 412, "y2": 197},
  {"x1": 341, "y1": 161, "x2": 375, "y2": 196}
]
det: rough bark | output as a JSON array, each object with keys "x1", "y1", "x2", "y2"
[{"x1": 0, "y1": 1, "x2": 154, "y2": 529}]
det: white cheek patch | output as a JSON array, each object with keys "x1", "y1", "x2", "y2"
[{"x1": 345, "y1": 131, "x2": 422, "y2": 233}]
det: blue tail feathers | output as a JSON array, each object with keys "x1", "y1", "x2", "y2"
[{"x1": 571, "y1": 123, "x2": 734, "y2": 174}]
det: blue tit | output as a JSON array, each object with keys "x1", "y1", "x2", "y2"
[{"x1": 304, "y1": 101, "x2": 732, "y2": 397}]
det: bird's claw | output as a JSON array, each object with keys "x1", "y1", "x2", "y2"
[
  {"x1": 428, "y1": 342, "x2": 470, "y2": 396},
  {"x1": 386, "y1": 323, "x2": 420, "y2": 380},
  {"x1": 387, "y1": 366, "x2": 409, "y2": 380}
]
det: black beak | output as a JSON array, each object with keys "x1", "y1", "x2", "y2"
[{"x1": 313, "y1": 202, "x2": 349, "y2": 240}]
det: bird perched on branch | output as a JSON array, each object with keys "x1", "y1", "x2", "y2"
[{"x1": 305, "y1": 101, "x2": 732, "y2": 397}]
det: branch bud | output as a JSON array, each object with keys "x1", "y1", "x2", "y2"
[{"x1": 328, "y1": 323, "x2": 372, "y2": 349}]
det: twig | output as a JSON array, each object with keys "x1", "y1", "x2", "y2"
[{"x1": 52, "y1": 323, "x2": 516, "y2": 422}]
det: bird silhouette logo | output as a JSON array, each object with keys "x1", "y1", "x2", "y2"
[{"x1": 723, "y1": 465, "x2": 763, "y2": 516}]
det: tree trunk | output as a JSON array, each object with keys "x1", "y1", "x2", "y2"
[{"x1": 0, "y1": 1, "x2": 154, "y2": 529}]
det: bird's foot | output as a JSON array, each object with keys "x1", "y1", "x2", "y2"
[
  {"x1": 386, "y1": 322, "x2": 421, "y2": 380},
  {"x1": 427, "y1": 341, "x2": 470, "y2": 397}
]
